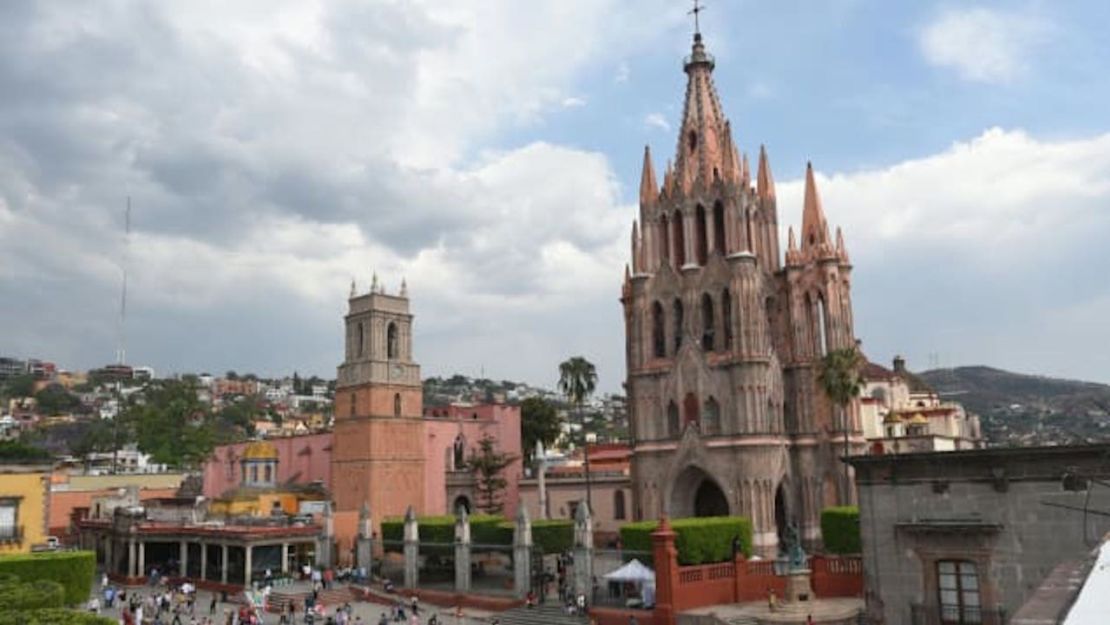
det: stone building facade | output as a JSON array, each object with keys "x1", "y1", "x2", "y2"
[
  {"x1": 621, "y1": 32, "x2": 863, "y2": 555},
  {"x1": 848, "y1": 445, "x2": 1110, "y2": 625}
]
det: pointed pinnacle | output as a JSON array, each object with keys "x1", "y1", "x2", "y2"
[{"x1": 757, "y1": 145, "x2": 775, "y2": 199}]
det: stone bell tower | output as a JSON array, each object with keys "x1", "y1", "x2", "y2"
[{"x1": 332, "y1": 276, "x2": 426, "y2": 526}]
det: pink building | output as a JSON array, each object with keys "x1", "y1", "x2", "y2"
[
  {"x1": 423, "y1": 402, "x2": 522, "y2": 516},
  {"x1": 201, "y1": 432, "x2": 332, "y2": 500},
  {"x1": 201, "y1": 403, "x2": 522, "y2": 517}
]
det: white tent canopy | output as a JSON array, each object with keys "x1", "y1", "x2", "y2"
[{"x1": 604, "y1": 559, "x2": 656, "y2": 583}]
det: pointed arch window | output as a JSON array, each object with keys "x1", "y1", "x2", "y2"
[
  {"x1": 666, "y1": 401, "x2": 680, "y2": 437},
  {"x1": 816, "y1": 294, "x2": 829, "y2": 356},
  {"x1": 701, "y1": 293, "x2": 715, "y2": 351},
  {"x1": 393, "y1": 392, "x2": 402, "y2": 417},
  {"x1": 695, "y1": 204, "x2": 708, "y2": 265},
  {"x1": 713, "y1": 201, "x2": 726, "y2": 255},
  {"x1": 746, "y1": 210, "x2": 756, "y2": 252},
  {"x1": 673, "y1": 298, "x2": 684, "y2": 353},
  {"x1": 722, "y1": 289, "x2": 733, "y2": 350},
  {"x1": 356, "y1": 322, "x2": 364, "y2": 358},
  {"x1": 683, "y1": 392, "x2": 700, "y2": 429},
  {"x1": 651, "y1": 301, "x2": 666, "y2": 358},
  {"x1": 387, "y1": 322, "x2": 399, "y2": 360},
  {"x1": 672, "y1": 210, "x2": 686, "y2": 268},
  {"x1": 660, "y1": 214, "x2": 671, "y2": 267},
  {"x1": 703, "y1": 397, "x2": 721, "y2": 435}
]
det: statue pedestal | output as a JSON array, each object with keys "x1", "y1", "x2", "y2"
[{"x1": 784, "y1": 569, "x2": 814, "y2": 604}]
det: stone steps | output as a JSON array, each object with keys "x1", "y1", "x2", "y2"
[
  {"x1": 266, "y1": 585, "x2": 356, "y2": 613},
  {"x1": 495, "y1": 604, "x2": 588, "y2": 625}
]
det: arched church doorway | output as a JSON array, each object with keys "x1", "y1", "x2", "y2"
[
  {"x1": 694, "y1": 480, "x2": 729, "y2": 517},
  {"x1": 671, "y1": 466, "x2": 730, "y2": 517},
  {"x1": 453, "y1": 495, "x2": 471, "y2": 515},
  {"x1": 774, "y1": 482, "x2": 788, "y2": 549}
]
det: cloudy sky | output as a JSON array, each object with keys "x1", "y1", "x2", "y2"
[{"x1": 3, "y1": 1, "x2": 1110, "y2": 393}]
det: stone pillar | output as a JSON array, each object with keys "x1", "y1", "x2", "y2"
[
  {"x1": 128, "y1": 540, "x2": 136, "y2": 578},
  {"x1": 138, "y1": 541, "x2": 145, "y2": 578},
  {"x1": 513, "y1": 505, "x2": 532, "y2": 599},
  {"x1": 536, "y1": 441, "x2": 548, "y2": 519},
  {"x1": 356, "y1": 501, "x2": 373, "y2": 573},
  {"x1": 200, "y1": 543, "x2": 208, "y2": 581},
  {"x1": 403, "y1": 506, "x2": 419, "y2": 589},
  {"x1": 104, "y1": 538, "x2": 114, "y2": 575},
  {"x1": 180, "y1": 541, "x2": 188, "y2": 578},
  {"x1": 454, "y1": 506, "x2": 472, "y2": 593},
  {"x1": 221, "y1": 544, "x2": 229, "y2": 584},
  {"x1": 245, "y1": 545, "x2": 253, "y2": 587},
  {"x1": 573, "y1": 499, "x2": 594, "y2": 604},
  {"x1": 317, "y1": 502, "x2": 335, "y2": 570},
  {"x1": 651, "y1": 518, "x2": 679, "y2": 625},
  {"x1": 281, "y1": 543, "x2": 290, "y2": 574}
]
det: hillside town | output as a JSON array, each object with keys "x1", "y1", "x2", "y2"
[{"x1": 3, "y1": 4, "x2": 1109, "y2": 625}]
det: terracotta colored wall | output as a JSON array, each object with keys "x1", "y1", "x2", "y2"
[
  {"x1": 423, "y1": 404, "x2": 521, "y2": 516},
  {"x1": 202, "y1": 432, "x2": 333, "y2": 498}
]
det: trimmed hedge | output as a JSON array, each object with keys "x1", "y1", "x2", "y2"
[
  {"x1": 821, "y1": 506, "x2": 861, "y2": 554},
  {"x1": 492, "y1": 519, "x2": 573, "y2": 554},
  {"x1": 379, "y1": 514, "x2": 572, "y2": 553},
  {"x1": 0, "y1": 551, "x2": 96, "y2": 605},
  {"x1": 0, "y1": 609, "x2": 115, "y2": 625},
  {"x1": 620, "y1": 516, "x2": 753, "y2": 565}
]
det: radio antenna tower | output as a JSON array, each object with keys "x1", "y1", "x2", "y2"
[{"x1": 116, "y1": 197, "x2": 130, "y2": 366}]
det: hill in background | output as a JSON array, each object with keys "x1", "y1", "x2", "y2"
[{"x1": 920, "y1": 366, "x2": 1110, "y2": 447}]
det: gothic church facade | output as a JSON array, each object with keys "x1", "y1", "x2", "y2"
[{"x1": 621, "y1": 33, "x2": 863, "y2": 555}]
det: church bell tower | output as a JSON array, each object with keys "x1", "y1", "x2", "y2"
[{"x1": 331, "y1": 277, "x2": 426, "y2": 525}]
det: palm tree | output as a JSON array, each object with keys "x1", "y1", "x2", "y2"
[
  {"x1": 817, "y1": 346, "x2": 864, "y2": 503},
  {"x1": 558, "y1": 356, "x2": 598, "y2": 513}
]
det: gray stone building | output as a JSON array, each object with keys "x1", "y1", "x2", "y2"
[
  {"x1": 621, "y1": 30, "x2": 863, "y2": 556},
  {"x1": 848, "y1": 444, "x2": 1110, "y2": 625}
]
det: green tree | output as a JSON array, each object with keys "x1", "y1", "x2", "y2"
[
  {"x1": 817, "y1": 346, "x2": 864, "y2": 501},
  {"x1": 123, "y1": 380, "x2": 216, "y2": 468},
  {"x1": 469, "y1": 434, "x2": 516, "y2": 514},
  {"x1": 67, "y1": 420, "x2": 114, "y2": 473},
  {"x1": 34, "y1": 385, "x2": 80, "y2": 415},
  {"x1": 3, "y1": 374, "x2": 36, "y2": 398},
  {"x1": 520, "y1": 397, "x2": 561, "y2": 467},
  {"x1": 558, "y1": 356, "x2": 597, "y2": 512}
]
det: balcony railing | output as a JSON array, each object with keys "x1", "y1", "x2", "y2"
[
  {"x1": 910, "y1": 602, "x2": 1006, "y2": 625},
  {"x1": 0, "y1": 526, "x2": 23, "y2": 543}
]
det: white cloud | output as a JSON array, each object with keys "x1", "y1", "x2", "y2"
[
  {"x1": 776, "y1": 128, "x2": 1110, "y2": 381},
  {"x1": 561, "y1": 96, "x2": 587, "y2": 109},
  {"x1": 746, "y1": 81, "x2": 773, "y2": 100},
  {"x1": 919, "y1": 8, "x2": 1049, "y2": 84},
  {"x1": 644, "y1": 113, "x2": 670, "y2": 132}
]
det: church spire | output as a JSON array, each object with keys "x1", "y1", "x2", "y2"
[
  {"x1": 801, "y1": 161, "x2": 831, "y2": 251},
  {"x1": 672, "y1": 32, "x2": 730, "y2": 194},
  {"x1": 757, "y1": 145, "x2": 775, "y2": 199},
  {"x1": 639, "y1": 145, "x2": 658, "y2": 207}
]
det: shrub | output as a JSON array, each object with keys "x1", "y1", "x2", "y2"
[
  {"x1": 0, "y1": 551, "x2": 96, "y2": 605},
  {"x1": 821, "y1": 506, "x2": 861, "y2": 554},
  {"x1": 620, "y1": 516, "x2": 753, "y2": 565},
  {"x1": 492, "y1": 518, "x2": 573, "y2": 554},
  {"x1": 0, "y1": 609, "x2": 116, "y2": 625},
  {"x1": 381, "y1": 515, "x2": 511, "y2": 552}
]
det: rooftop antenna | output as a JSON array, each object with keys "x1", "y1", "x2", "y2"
[{"x1": 116, "y1": 197, "x2": 130, "y2": 366}]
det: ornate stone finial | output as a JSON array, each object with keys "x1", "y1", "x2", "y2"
[
  {"x1": 350, "y1": 278, "x2": 356, "y2": 298},
  {"x1": 400, "y1": 278, "x2": 408, "y2": 297},
  {"x1": 371, "y1": 272, "x2": 379, "y2": 293}
]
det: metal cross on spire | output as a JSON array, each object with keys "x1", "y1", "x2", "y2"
[{"x1": 688, "y1": 0, "x2": 707, "y2": 36}]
